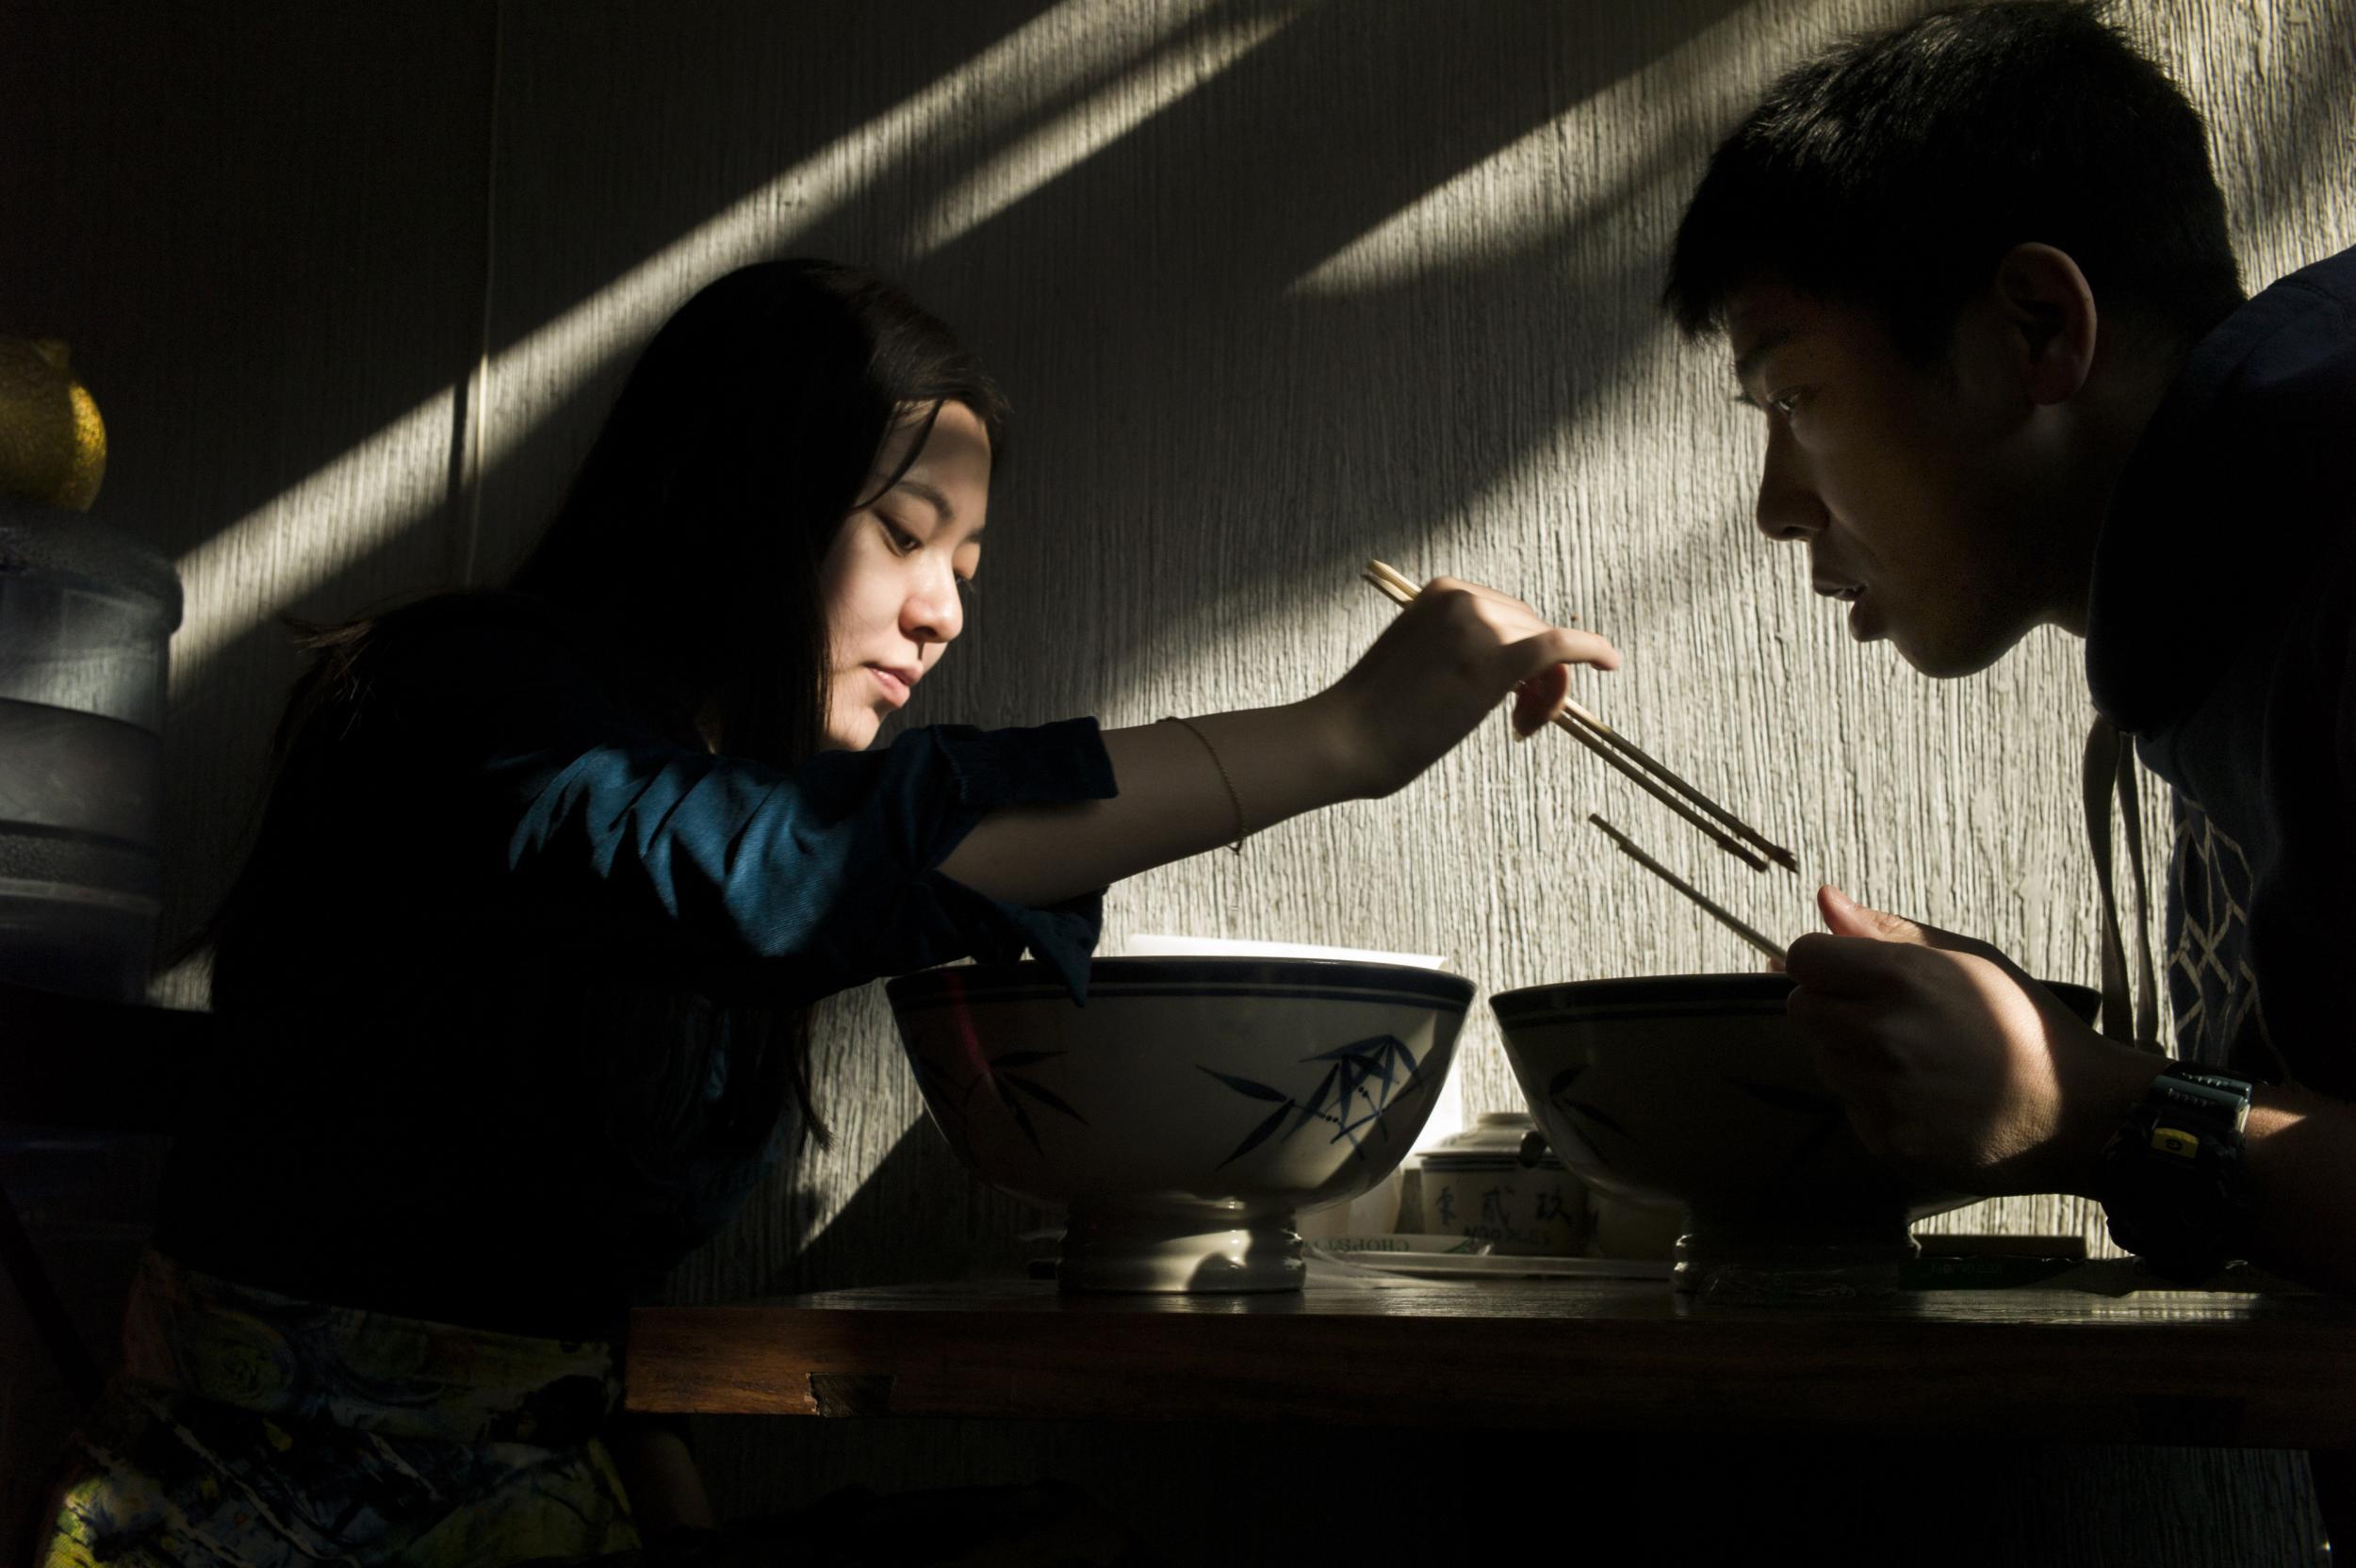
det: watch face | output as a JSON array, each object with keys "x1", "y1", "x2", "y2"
[{"x1": 2153, "y1": 1070, "x2": 2255, "y2": 1133}]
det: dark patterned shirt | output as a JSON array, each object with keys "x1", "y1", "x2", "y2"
[
  {"x1": 2086, "y1": 246, "x2": 2356, "y2": 1096},
  {"x1": 158, "y1": 594, "x2": 1116, "y2": 1337}
]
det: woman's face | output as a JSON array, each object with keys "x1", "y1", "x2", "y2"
[{"x1": 816, "y1": 400, "x2": 991, "y2": 750}]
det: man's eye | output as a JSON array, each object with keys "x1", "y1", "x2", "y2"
[{"x1": 1767, "y1": 388, "x2": 1808, "y2": 417}]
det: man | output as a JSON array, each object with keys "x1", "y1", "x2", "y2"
[{"x1": 1662, "y1": 1, "x2": 2355, "y2": 1295}]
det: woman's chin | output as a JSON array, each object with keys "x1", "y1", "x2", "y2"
[{"x1": 818, "y1": 712, "x2": 886, "y2": 752}]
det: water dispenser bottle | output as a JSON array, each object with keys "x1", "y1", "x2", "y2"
[
  {"x1": 0, "y1": 496, "x2": 182, "y2": 1002},
  {"x1": 0, "y1": 351, "x2": 186, "y2": 1542}
]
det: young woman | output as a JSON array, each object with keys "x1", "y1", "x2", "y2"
[{"x1": 42, "y1": 261, "x2": 1615, "y2": 1565}]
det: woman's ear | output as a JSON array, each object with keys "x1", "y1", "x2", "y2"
[{"x1": 1992, "y1": 242, "x2": 2099, "y2": 406}]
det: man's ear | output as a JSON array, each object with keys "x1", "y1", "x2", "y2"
[{"x1": 1991, "y1": 242, "x2": 2098, "y2": 406}]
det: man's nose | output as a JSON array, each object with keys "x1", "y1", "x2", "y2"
[{"x1": 1754, "y1": 424, "x2": 1827, "y2": 543}]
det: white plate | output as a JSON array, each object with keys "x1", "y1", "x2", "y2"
[
  {"x1": 1121, "y1": 934, "x2": 1447, "y2": 969},
  {"x1": 1304, "y1": 1244, "x2": 1672, "y2": 1282}
]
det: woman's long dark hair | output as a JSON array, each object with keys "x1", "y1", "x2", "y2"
[
  {"x1": 211, "y1": 259, "x2": 1008, "y2": 1148},
  {"x1": 510, "y1": 260, "x2": 1008, "y2": 762}
]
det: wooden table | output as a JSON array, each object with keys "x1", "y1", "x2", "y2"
[{"x1": 627, "y1": 1271, "x2": 2356, "y2": 1449}]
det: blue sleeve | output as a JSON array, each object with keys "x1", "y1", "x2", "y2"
[{"x1": 383, "y1": 614, "x2": 1119, "y2": 1003}]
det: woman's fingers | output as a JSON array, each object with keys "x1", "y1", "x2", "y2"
[
  {"x1": 1418, "y1": 581, "x2": 1616, "y2": 662},
  {"x1": 1417, "y1": 587, "x2": 1618, "y2": 734},
  {"x1": 1333, "y1": 572, "x2": 1618, "y2": 796},
  {"x1": 1512, "y1": 662, "x2": 1571, "y2": 737},
  {"x1": 1506, "y1": 625, "x2": 1622, "y2": 674},
  {"x1": 1499, "y1": 628, "x2": 1621, "y2": 737}
]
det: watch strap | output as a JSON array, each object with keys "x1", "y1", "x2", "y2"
[{"x1": 2099, "y1": 1063, "x2": 2255, "y2": 1281}]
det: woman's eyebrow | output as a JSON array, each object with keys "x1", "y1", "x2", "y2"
[{"x1": 892, "y1": 477, "x2": 956, "y2": 523}]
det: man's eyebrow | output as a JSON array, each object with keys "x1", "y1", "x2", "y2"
[
  {"x1": 891, "y1": 477, "x2": 956, "y2": 524},
  {"x1": 1732, "y1": 327, "x2": 1795, "y2": 385}
]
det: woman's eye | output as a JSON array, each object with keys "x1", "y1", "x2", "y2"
[
  {"x1": 880, "y1": 517, "x2": 922, "y2": 554},
  {"x1": 1767, "y1": 388, "x2": 1808, "y2": 417},
  {"x1": 955, "y1": 574, "x2": 979, "y2": 600}
]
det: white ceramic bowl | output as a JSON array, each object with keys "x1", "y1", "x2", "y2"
[
  {"x1": 1490, "y1": 973, "x2": 2102, "y2": 1287},
  {"x1": 886, "y1": 957, "x2": 1472, "y2": 1292}
]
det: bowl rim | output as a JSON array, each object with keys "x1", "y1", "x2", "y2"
[
  {"x1": 1489, "y1": 972, "x2": 2101, "y2": 1023},
  {"x1": 887, "y1": 956, "x2": 1476, "y2": 1009}
]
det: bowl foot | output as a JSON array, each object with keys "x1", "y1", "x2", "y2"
[{"x1": 1060, "y1": 1209, "x2": 1303, "y2": 1293}]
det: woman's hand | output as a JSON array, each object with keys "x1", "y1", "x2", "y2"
[{"x1": 1315, "y1": 576, "x2": 1620, "y2": 800}]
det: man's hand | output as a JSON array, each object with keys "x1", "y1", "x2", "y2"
[{"x1": 1783, "y1": 886, "x2": 2163, "y2": 1196}]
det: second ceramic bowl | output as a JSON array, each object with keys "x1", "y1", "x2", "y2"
[{"x1": 1491, "y1": 973, "x2": 2102, "y2": 1285}]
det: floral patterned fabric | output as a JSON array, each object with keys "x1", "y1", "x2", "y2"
[{"x1": 41, "y1": 1251, "x2": 641, "y2": 1567}]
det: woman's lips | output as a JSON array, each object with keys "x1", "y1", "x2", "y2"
[{"x1": 868, "y1": 665, "x2": 912, "y2": 707}]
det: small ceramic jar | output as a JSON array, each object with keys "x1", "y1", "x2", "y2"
[{"x1": 1413, "y1": 1111, "x2": 1587, "y2": 1256}]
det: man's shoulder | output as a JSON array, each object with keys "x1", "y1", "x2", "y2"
[
  {"x1": 2086, "y1": 248, "x2": 2356, "y2": 735},
  {"x1": 2187, "y1": 246, "x2": 2356, "y2": 433},
  {"x1": 2269, "y1": 246, "x2": 2356, "y2": 315}
]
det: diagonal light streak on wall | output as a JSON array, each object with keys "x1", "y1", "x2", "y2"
[
  {"x1": 1285, "y1": 1, "x2": 1786, "y2": 299},
  {"x1": 904, "y1": 11, "x2": 1295, "y2": 257},
  {"x1": 170, "y1": 0, "x2": 1293, "y2": 688},
  {"x1": 1274, "y1": 0, "x2": 2340, "y2": 600}
]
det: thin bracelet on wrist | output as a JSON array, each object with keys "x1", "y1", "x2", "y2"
[{"x1": 1161, "y1": 715, "x2": 1247, "y2": 855}]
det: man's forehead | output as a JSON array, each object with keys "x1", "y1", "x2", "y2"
[
  {"x1": 1725, "y1": 282, "x2": 1910, "y2": 384},
  {"x1": 1725, "y1": 281, "x2": 1814, "y2": 371}
]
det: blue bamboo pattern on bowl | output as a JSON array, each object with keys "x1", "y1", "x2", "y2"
[
  {"x1": 1202, "y1": 1034, "x2": 1427, "y2": 1169},
  {"x1": 913, "y1": 1046, "x2": 1089, "y2": 1160}
]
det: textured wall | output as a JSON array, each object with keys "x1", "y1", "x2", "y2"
[
  {"x1": 4, "y1": 0, "x2": 2349, "y2": 1555},
  {"x1": 450, "y1": 0, "x2": 2348, "y2": 1286}
]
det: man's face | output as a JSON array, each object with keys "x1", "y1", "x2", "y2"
[{"x1": 1726, "y1": 280, "x2": 2064, "y2": 678}]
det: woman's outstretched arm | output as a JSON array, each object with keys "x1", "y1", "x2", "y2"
[{"x1": 939, "y1": 577, "x2": 1616, "y2": 906}]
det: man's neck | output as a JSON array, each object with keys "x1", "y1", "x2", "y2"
[{"x1": 2052, "y1": 337, "x2": 2193, "y2": 638}]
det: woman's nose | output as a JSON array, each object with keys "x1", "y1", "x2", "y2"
[
  {"x1": 1754, "y1": 425, "x2": 1827, "y2": 542},
  {"x1": 903, "y1": 564, "x2": 964, "y2": 645}
]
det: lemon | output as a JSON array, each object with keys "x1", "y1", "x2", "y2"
[{"x1": 0, "y1": 336, "x2": 106, "y2": 511}]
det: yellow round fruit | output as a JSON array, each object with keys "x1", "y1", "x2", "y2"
[{"x1": 0, "y1": 336, "x2": 107, "y2": 512}]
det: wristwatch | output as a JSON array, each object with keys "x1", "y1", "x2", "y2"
[{"x1": 2097, "y1": 1063, "x2": 2257, "y2": 1282}]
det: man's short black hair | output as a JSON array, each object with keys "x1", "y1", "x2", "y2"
[{"x1": 1662, "y1": 1, "x2": 2244, "y2": 359}]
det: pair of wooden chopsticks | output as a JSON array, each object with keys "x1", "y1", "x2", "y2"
[
  {"x1": 1358, "y1": 558, "x2": 1795, "y2": 964},
  {"x1": 1358, "y1": 559, "x2": 1797, "y2": 874},
  {"x1": 1589, "y1": 814, "x2": 1788, "y2": 964}
]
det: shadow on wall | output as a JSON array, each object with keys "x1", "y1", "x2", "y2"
[
  {"x1": 15, "y1": 1, "x2": 2351, "y2": 952},
  {"x1": 1, "y1": 0, "x2": 1082, "y2": 954},
  {"x1": 773, "y1": 1119, "x2": 1039, "y2": 1296},
  {"x1": 153, "y1": 0, "x2": 1764, "y2": 890},
  {"x1": 476, "y1": 0, "x2": 1769, "y2": 720}
]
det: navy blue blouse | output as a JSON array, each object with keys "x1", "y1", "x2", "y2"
[{"x1": 156, "y1": 595, "x2": 1116, "y2": 1338}]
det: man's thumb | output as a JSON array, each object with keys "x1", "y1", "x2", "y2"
[{"x1": 1818, "y1": 885, "x2": 1932, "y2": 945}]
